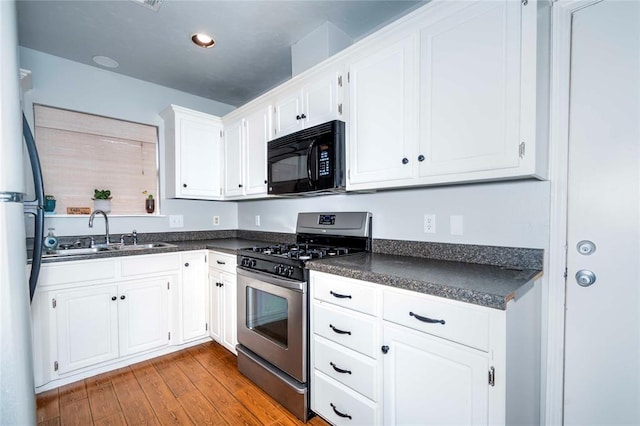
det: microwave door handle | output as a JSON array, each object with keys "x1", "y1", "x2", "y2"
[{"x1": 306, "y1": 139, "x2": 318, "y2": 187}]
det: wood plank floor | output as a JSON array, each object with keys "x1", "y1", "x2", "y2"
[{"x1": 36, "y1": 341, "x2": 329, "y2": 426}]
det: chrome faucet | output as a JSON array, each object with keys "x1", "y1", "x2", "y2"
[{"x1": 88, "y1": 209, "x2": 110, "y2": 245}]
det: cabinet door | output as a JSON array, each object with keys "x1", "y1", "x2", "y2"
[
  {"x1": 347, "y1": 35, "x2": 418, "y2": 189},
  {"x1": 181, "y1": 252, "x2": 208, "y2": 342},
  {"x1": 56, "y1": 284, "x2": 119, "y2": 374},
  {"x1": 274, "y1": 90, "x2": 303, "y2": 137},
  {"x1": 418, "y1": 1, "x2": 521, "y2": 178},
  {"x1": 220, "y1": 271, "x2": 237, "y2": 355},
  {"x1": 303, "y1": 70, "x2": 341, "y2": 129},
  {"x1": 224, "y1": 119, "x2": 244, "y2": 197},
  {"x1": 244, "y1": 106, "x2": 270, "y2": 195},
  {"x1": 208, "y1": 271, "x2": 222, "y2": 342},
  {"x1": 119, "y1": 277, "x2": 170, "y2": 356},
  {"x1": 382, "y1": 323, "x2": 488, "y2": 425},
  {"x1": 177, "y1": 112, "x2": 223, "y2": 198}
]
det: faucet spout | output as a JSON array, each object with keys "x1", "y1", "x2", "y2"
[{"x1": 88, "y1": 209, "x2": 110, "y2": 245}]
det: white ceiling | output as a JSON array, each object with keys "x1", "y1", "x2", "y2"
[{"x1": 16, "y1": 0, "x2": 425, "y2": 107}]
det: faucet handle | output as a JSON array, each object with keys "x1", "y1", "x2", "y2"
[{"x1": 132, "y1": 229, "x2": 138, "y2": 245}]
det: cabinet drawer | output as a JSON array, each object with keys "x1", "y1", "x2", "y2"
[
  {"x1": 312, "y1": 273, "x2": 378, "y2": 316},
  {"x1": 208, "y1": 251, "x2": 236, "y2": 274},
  {"x1": 314, "y1": 335, "x2": 377, "y2": 401},
  {"x1": 39, "y1": 259, "x2": 116, "y2": 287},
  {"x1": 313, "y1": 371, "x2": 378, "y2": 426},
  {"x1": 314, "y1": 302, "x2": 378, "y2": 358},
  {"x1": 121, "y1": 253, "x2": 181, "y2": 277},
  {"x1": 383, "y1": 289, "x2": 490, "y2": 351}
]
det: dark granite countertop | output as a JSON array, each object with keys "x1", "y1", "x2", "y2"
[{"x1": 306, "y1": 252, "x2": 542, "y2": 310}]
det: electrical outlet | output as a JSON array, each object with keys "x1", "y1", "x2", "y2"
[
  {"x1": 169, "y1": 214, "x2": 184, "y2": 228},
  {"x1": 255, "y1": 215, "x2": 261, "y2": 227},
  {"x1": 213, "y1": 216, "x2": 220, "y2": 226},
  {"x1": 424, "y1": 214, "x2": 436, "y2": 233}
]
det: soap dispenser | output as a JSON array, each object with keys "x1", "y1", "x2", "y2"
[{"x1": 43, "y1": 228, "x2": 58, "y2": 250}]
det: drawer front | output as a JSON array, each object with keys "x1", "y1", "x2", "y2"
[
  {"x1": 313, "y1": 371, "x2": 378, "y2": 426},
  {"x1": 314, "y1": 335, "x2": 377, "y2": 401},
  {"x1": 383, "y1": 289, "x2": 490, "y2": 351},
  {"x1": 208, "y1": 251, "x2": 236, "y2": 274},
  {"x1": 312, "y1": 273, "x2": 378, "y2": 316},
  {"x1": 314, "y1": 302, "x2": 378, "y2": 358},
  {"x1": 39, "y1": 259, "x2": 116, "y2": 287},
  {"x1": 121, "y1": 253, "x2": 181, "y2": 277}
]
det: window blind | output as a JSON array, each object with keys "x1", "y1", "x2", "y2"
[{"x1": 34, "y1": 104, "x2": 158, "y2": 215}]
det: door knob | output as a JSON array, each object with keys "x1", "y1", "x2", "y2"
[{"x1": 575, "y1": 270, "x2": 597, "y2": 287}]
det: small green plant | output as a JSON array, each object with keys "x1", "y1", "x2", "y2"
[
  {"x1": 142, "y1": 190, "x2": 153, "y2": 200},
  {"x1": 45, "y1": 194, "x2": 55, "y2": 200},
  {"x1": 93, "y1": 189, "x2": 112, "y2": 200}
]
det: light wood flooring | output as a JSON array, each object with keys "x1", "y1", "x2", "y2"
[{"x1": 36, "y1": 341, "x2": 329, "y2": 426}]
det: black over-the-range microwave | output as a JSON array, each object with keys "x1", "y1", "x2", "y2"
[{"x1": 267, "y1": 120, "x2": 345, "y2": 196}]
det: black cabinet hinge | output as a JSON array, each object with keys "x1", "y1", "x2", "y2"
[
  {"x1": 52, "y1": 298, "x2": 56, "y2": 309},
  {"x1": 54, "y1": 361, "x2": 58, "y2": 372},
  {"x1": 168, "y1": 331, "x2": 171, "y2": 340},
  {"x1": 489, "y1": 366, "x2": 495, "y2": 386}
]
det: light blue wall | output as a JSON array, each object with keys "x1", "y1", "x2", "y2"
[
  {"x1": 20, "y1": 47, "x2": 238, "y2": 236},
  {"x1": 238, "y1": 180, "x2": 550, "y2": 249}
]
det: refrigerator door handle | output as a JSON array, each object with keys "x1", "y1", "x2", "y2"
[{"x1": 23, "y1": 113, "x2": 45, "y2": 302}]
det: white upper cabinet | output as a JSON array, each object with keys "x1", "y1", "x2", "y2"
[
  {"x1": 222, "y1": 104, "x2": 271, "y2": 198},
  {"x1": 347, "y1": 34, "x2": 418, "y2": 187},
  {"x1": 161, "y1": 105, "x2": 223, "y2": 199},
  {"x1": 273, "y1": 67, "x2": 344, "y2": 138},
  {"x1": 346, "y1": 0, "x2": 549, "y2": 191}
]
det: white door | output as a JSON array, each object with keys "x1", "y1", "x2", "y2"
[
  {"x1": 56, "y1": 284, "x2": 119, "y2": 373},
  {"x1": 181, "y1": 252, "x2": 208, "y2": 342},
  {"x1": 220, "y1": 271, "x2": 237, "y2": 354},
  {"x1": 118, "y1": 278, "x2": 169, "y2": 356},
  {"x1": 383, "y1": 323, "x2": 488, "y2": 425},
  {"x1": 244, "y1": 106, "x2": 270, "y2": 195},
  {"x1": 223, "y1": 119, "x2": 244, "y2": 197},
  {"x1": 564, "y1": 1, "x2": 640, "y2": 424},
  {"x1": 274, "y1": 90, "x2": 303, "y2": 137},
  {"x1": 303, "y1": 70, "x2": 340, "y2": 129},
  {"x1": 208, "y1": 271, "x2": 222, "y2": 341},
  {"x1": 178, "y1": 114, "x2": 222, "y2": 198}
]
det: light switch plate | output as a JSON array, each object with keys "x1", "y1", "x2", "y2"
[{"x1": 450, "y1": 215, "x2": 464, "y2": 235}]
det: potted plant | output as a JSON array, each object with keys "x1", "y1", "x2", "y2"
[
  {"x1": 143, "y1": 191, "x2": 155, "y2": 214},
  {"x1": 44, "y1": 194, "x2": 56, "y2": 213},
  {"x1": 92, "y1": 189, "x2": 112, "y2": 213}
]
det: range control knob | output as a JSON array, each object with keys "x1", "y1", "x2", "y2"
[
  {"x1": 286, "y1": 267, "x2": 294, "y2": 277},
  {"x1": 250, "y1": 259, "x2": 257, "y2": 268},
  {"x1": 274, "y1": 264, "x2": 284, "y2": 275}
]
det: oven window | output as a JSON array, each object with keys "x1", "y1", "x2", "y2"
[{"x1": 246, "y1": 287, "x2": 289, "y2": 347}]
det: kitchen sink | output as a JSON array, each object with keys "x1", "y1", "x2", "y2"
[
  {"x1": 43, "y1": 247, "x2": 110, "y2": 257},
  {"x1": 42, "y1": 242, "x2": 177, "y2": 258},
  {"x1": 109, "y1": 242, "x2": 177, "y2": 251}
]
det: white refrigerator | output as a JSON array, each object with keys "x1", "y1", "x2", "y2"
[{"x1": 1, "y1": 0, "x2": 40, "y2": 423}]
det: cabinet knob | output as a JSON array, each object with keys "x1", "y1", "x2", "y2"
[
  {"x1": 296, "y1": 115, "x2": 301, "y2": 120},
  {"x1": 183, "y1": 183, "x2": 187, "y2": 188},
  {"x1": 219, "y1": 282, "x2": 224, "y2": 287},
  {"x1": 418, "y1": 154, "x2": 425, "y2": 162},
  {"x1": 264, "y1": 180, "x2": 268, "y2": 184},
  {"x1": 402, "y1": 158, "x2": 409, "y2": 165},
  {"x1": 381, "y1": 345, "x2": 389, "y2": 354},
  {"x1": 238, "y1": 184, "x2": 243, "y2": 188},
  {"x1": 111, "y1": 296, "x2": 117, "y2": 301},
  {"x1": 184, "y1": 262, "x2": 189, "y2": 267},
  {"x1": 300, "y1": 113, "x2": 307, "y2": 119},
  {"x1": 120, "y1": 295, "x2": 126, "y2": 300}
]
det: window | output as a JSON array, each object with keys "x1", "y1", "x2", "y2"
[{"x1": 34, "y1": 104, "x2": 158, "y2": 215}]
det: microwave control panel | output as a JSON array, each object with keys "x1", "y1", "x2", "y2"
[{"x1": 319, "y1": 144, "x2": 331, "y2": 177}]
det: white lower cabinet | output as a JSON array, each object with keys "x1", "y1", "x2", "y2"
[
  {"x1": 208, "y1": 250, "x2": 238, "y2": 354},
  {"x1": 310, "y1": 271, "x2": 541, "y2": 425},
  {"x1": 31, "y1": 252, "x2": 213, "y2": 391},
  {"x1": 180, "y1": 251, "x2": 209, "y2": 342}
]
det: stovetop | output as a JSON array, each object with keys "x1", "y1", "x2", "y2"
[{"x1": 237, "y1": 212, "x2": 372, "y2": 281}]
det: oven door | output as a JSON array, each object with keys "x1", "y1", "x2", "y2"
[{"x1": 237, "y1": 267, "x2": 306, "y2": 382}]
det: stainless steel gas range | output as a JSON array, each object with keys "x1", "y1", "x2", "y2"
[{"x1": 236, "y1": 212, "x2": 372, "y2": 422}]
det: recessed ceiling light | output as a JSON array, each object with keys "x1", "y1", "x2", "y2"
[
  {"x1": 191, "y1": 33, "x2": 215, "y2": 48},
  {"x1": 92, "y1": 55, "x2": 119, "y2": 68}
]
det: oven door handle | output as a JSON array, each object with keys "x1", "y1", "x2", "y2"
[{"x1": 237, "y1": 266, "x2": 305, "y2": 292}]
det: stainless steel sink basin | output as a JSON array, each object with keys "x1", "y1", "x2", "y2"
[
  {"x1": 109, "y1": 242, "x2": 177, "y2": 251},
  {"x1": 43, "y1": 247, "x2": 110, "y2": 257},
  {"x1": 42, "y1": 242, "x2": 177, "y2": 258}
]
